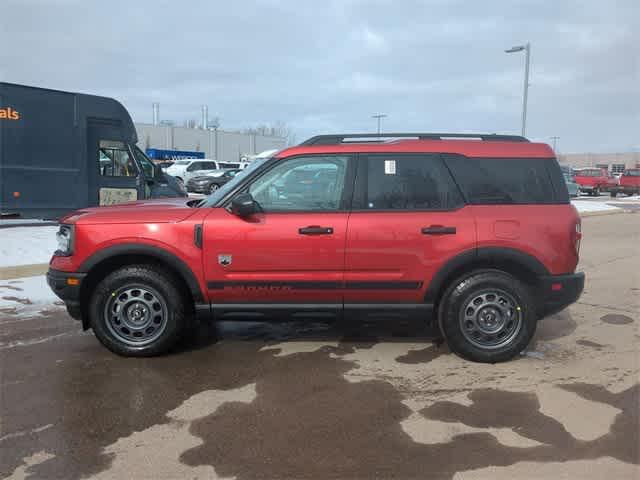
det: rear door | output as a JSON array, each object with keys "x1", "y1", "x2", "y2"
[
  {"x1": 88, "y1": 121, "x2": 143, "y2": 206},
  {"x1": 344, "y1": 153, "x2": 476, "y2": 305}
]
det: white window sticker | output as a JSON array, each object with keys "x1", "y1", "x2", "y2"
[{"x1": 384, "y1": 159, "x2": 396, "y2": 175}]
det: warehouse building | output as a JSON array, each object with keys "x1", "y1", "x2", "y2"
[
  {"x1": 135, "y1": 122, "x2": 286, "y2": 162},
  {"x1": 557, "y1": 152, "x2": 640, "y2": 175}
]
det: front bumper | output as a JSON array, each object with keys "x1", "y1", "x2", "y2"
[
  {"x1": 537, "y1": 272, "x2": 585, "y2": 318},
  {"x1": 46, "y1": 268, "x2": 86, "y2": 320}
]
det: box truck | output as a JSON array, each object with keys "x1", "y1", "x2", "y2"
[{"x1": 0, "y1": 83, "x2": 186, "y2": 219}]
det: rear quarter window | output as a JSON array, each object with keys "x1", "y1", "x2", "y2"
[{"x1": 443, "y1": 155, "x2": 568, "y2": 204}]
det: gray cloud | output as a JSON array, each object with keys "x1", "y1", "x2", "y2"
[{"x1": 2, "y1": 0, "x2": 638, "y2": 152}]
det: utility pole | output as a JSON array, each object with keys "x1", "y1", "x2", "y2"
[
  {"x1": 371, "y1": 114, "x2": 387, "y2": 135},
  {"x1": 505, "y1": 42, "x2": 531, "y2": 136},
  {"x1": 550, "y1": 136, "x2": 560, "y2": 152}
]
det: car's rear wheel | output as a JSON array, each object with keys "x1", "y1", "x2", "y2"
[
  {"x1": 610, "y1": 191, "x2": 618, "y2": 197},
  {"x1": 89, "y1": 265, "x2": 187, "y2": 356},
  {"x1": 438, "y1": 270, "x2": 536, "y2": 363},
  {"x1": 209, "y1": 183, "x2": 219, "y2": 194}
]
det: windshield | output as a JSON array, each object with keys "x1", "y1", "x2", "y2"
[
  {"x1": 199, "y1": 157, "x2": 270, "y2": 207},
  {"x1": 131, "y1": 146, "x2": 156, "y2": 178},
  {"x1": 563, "y1": 173, "x2": 575, "y2": 183}
]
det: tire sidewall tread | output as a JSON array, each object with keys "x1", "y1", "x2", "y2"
[
  {"x1": 438, "y1": 269, "x2": 536, "y2": 363},
  {"x1": 89, "y1": 265, "x2": 187, "y2": 357}
]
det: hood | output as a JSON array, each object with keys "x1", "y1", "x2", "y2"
[{"x1": 60, "y1": 197, "x2": 199, "y2": 225}]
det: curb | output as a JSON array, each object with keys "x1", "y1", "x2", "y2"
[
  {"x1": 580, "y1": 209, "x2": 634, "y2": 218},
  {"x1": 0, "y1": 263, "x2": 49, "y2": 280}
]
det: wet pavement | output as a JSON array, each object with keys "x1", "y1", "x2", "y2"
[{"x1": 1, "y1": 213, "x2": 639, "y2": 479}]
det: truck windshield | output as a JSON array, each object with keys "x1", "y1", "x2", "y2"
[
  {"x1": 131, "y1": 146, "x2": 156, "y2": 179},
  {"x1": 199, "y1": 158, "x2": 270, "y2": 207}
]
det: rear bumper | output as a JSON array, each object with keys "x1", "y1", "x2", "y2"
[
  {"x1": 46, "y1": 268, "x2": 86, "y2": 320},
  {"x1": 537, "y1": 272, "x2": 585, "y2": 318}
]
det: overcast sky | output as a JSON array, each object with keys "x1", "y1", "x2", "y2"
[{"x1": 2, "y1": 0, "x2": 638, "y2": 152}]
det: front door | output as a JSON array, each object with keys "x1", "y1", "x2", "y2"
[
  {"x1": 87, "y1": 121, "x2": 143, "y2": 206},
  {"x1": 202, "y1": 154, "x2": 355, "y2": 305},
  {"x1": 344, "y1": 153, "x2": 476, "y2": 304}
]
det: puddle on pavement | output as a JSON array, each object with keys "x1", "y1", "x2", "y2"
[
  {"x1": 3, "y1": 313, "x2": 639, "y2": 480},
  {"x1": 1, "y1": 296, "x2": 32, "y2": 305},
  {"x1": 396, "y1": 345, "x2": 443, "y2": 364},
  {"x1": 576, "y1": 339, "x2": 606, "y2": 349},
  {"x1": 0, "y1": 284, "x2": 24, "y2": 291},
  {"x1": 600, "y1": 314, "x2": 634, "y2": 325}
]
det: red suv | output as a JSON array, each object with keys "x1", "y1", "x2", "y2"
[{"x1": 47, "y1": 133, "x2": 584, "y2": 362}]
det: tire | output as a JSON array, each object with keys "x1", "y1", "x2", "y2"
[
  {"x1": 209, "y1": 183, "x2": 219, "y2": 194},
  {"x1": 89, "y1": 265, "x2": 188, "y2": 356},
  {"x1": 438, "y1": 270, "x2": 536, "y2": 363},
  {"x1": 610, "y1": 191, "x2": 618, "y2": 198},
  {"x1": 593, "y1": 187, "x2": 600, "y2": 196}
]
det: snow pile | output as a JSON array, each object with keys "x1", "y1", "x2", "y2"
[
  {"x1": 571, "y1": 201, "x2": 621, "y2": 213},
  {"x1": 0, "y1": 226, "x2": 58, "y2": 267},
  {"x1": 0, "y1": 276, "x2": 60, "y2": 318}
]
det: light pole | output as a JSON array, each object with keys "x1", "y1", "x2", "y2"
[
  {"x1": 550, "y1": 136, "x2": 560, "y2": 152},
  {"x1": 505, "y1": 42, "x2": 531, "y2": 136},
  {"x1": 372, "y1": 114, "x2": 387, "y2": 135}
]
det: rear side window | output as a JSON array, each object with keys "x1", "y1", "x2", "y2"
[
  {"x1": 623, "y1": 169, "x2": 640, "y2": 177},
  {"x1": 355, "y1": 154, "x2": 463, "y2": 210},
  {"x1": 443, "y1": 155, "x2": 568, "y2": 204}
]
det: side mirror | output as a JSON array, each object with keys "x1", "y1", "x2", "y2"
[{"x1": 231, "y1": 192, "x2": 257, "y2": 217}]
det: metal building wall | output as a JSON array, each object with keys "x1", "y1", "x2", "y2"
[{"x1": 135, "y1": 123, "x2": 287, "y2": 160}]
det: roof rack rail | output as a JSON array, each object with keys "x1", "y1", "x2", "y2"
[{"x1": 299, "y1": 133, "x2": 529, "y2": 146}]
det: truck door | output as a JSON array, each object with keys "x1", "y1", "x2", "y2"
[{"x1": 87, "y1": 121, "x2": 144, "y2": 206}]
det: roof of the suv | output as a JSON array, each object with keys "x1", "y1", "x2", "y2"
[{"x1": 278, "y1": 133, "x2": 555, "y2": 159}]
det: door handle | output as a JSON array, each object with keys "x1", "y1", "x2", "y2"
[
  {"x1": 299, "y1": 226, "x2": 334, "y2": 235},
  {"x1": 422, "y1": 225, "x2": 456, "y2": 235}
]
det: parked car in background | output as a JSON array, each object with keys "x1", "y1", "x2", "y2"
[
  {"x1": 573, "y1": 168, "x2": 613, "y2": 196},
  {"x1": 564, "y1": 173, "x2": 580, "y2": 197},
  {"x1": 186, "y1": 168, "x2": 242, "y2": 194},
  {"x1": 615, "y1": 168, "x2": 640, "y2": 196},
  {"x1": 165, "y1": 159, "x2": 237, "y2": 184},
  {"x1": 156, "y1": 161, "x2": 174, "y2": 171}
]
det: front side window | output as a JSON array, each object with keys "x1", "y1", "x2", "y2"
[
  {"x1": 187, "y1": 162, "x2": 203, "y2": 172},
  {"x1": 248, "y1": 155, "x2": 350, "y2": 211},
  {"x1": 623, "y1": 169, "x2": 640, "y2": 177},
  {"x1": 357, "y1": 154, "x2": 462, "y2": 210},
  {"x1": 99, "y1": 140, "x2": 138, "y2": 177}
]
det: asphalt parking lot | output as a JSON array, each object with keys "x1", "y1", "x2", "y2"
[{"x1": 1, "y1": 212, "x2": 638, "y2": 479}]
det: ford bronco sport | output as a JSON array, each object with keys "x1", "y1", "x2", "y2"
[{"x1": 47, "y1": 133, "x2": 585, "y2": 363}]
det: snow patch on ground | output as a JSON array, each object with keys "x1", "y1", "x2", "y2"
[
  {"x1": 571, "y1": 200, "x2": 621, "y2": 213},
  {"x1": 0, "y1": 226, "x2": 58, "y2": 267},
  {"x1": 0, "y1": 276, "x2": 60, "y2": 319}
]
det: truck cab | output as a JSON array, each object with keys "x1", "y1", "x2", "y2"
[{"x1": 0, "y1": 82, "x2": 186, "y2": 219}]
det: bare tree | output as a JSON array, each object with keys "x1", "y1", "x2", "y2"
[{"x1": 243, "y1": 121, "x2": 296, "y2": 145}]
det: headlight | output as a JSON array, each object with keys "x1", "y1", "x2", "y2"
[{"x1": 55, "y1": 225, "x2": 74, "y2": 256}]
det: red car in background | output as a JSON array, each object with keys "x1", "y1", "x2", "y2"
[
  {"x1": 616, "y1": 169, "x2": 640, "y2": 196},
  {"x1": 573, "y1": 168, "x2": 618, "y2": 196}
]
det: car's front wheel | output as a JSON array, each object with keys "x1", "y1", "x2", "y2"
[
  {"x1": 89, "y1": 265, "x2": 187, "y2": 356},
  {"x1": 438, "y1": 270, "x2": 536, "y2": 363},
  {"x1": 209, "y1": 183, "x2": 219, "y2": 194}
]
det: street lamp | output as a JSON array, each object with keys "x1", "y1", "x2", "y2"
[
  {"x1": 550, "y1": 136, "x2": 560, "y2": 152},
  {"x1": 372, "y1": 114, "x2": 387, "y2": 135},
  {"x1": 505, "y1": 42, "x2": 531, "y2": 136}
]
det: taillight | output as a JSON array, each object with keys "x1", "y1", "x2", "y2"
[{"x1": 574, "y1": 221, "x2": 582, "y2": 255}]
